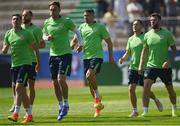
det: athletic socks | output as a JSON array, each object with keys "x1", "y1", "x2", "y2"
[
  {"x1": 14, "y1": 105, "x2": 20, "y2": 113},
  {"x1": 94, "y1": 89, "x2": 100, "y2": 97}
]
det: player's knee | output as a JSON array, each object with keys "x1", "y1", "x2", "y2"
[
  {"x1": 86, "y1": 72, "x2": 92, "y2": 81},
  {"x1": 15, "y1": 84, "x2": 24, "y2": 94},
  {"x1": 129, "y1": 88, "x2": 135, "y2": 94},
  {"x1": 58, "y1": 78, "x2": 65, "y2": 84}
]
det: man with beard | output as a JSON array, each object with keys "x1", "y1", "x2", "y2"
[
  {"x1": 119, "y1": 19, "x2": 163, "y2": 117},
  {"x1": 138, "y1": 13, "x2": 178, "y2": 117},
  {"x1": 2, "y1": 14, "x2": 38, "y2": 123},
  {"x1": 9, "y1": 10, "x2": 44, "y2": 118},
  {"x1": 71, "y1": 9, "x2": 114, "y2": 118},
  {"x1": 42, "y1": 1, "x2": 83, "y2": 121}
]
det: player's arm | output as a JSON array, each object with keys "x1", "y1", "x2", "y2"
[
  {"x1": 162, "y1": 44, "x2": 177, "y2": 69},
  {"x1": 71, "y1": 35, "x2": 82, "y2": 53},
  {"x1": 104, "y1": 37, "x2": 115, "y2": 64},
  {"x1": 119, "y1": 49, "x2": 130, "y2": 64},
  {"x1": 72, "y1": 28, "x2": 83, "y2": 47},
  {"x1": 39, "y1": 40, "x2": 46, "y2": 48},
  {"x1": 36, "y1": 28, "x2": 46, "y2": 48},
  {"x1": 1, "y1": 44, "x2": 9, "y2": 54},
  {"x1": 71, "y1": 35, "x2": 78, "y2": 49},
  {"x1": 170, "y1": 44, "x2": 177, "y2": 60},
  {"x1": 138, "y1": 45, "x2": 149, "y2": 73},
  {"x1": 30, "y1": 42, "x2": 40, "y2": 72},
  {"x1": 42, "y1": 33, "x2": 53, "y2": 41}
]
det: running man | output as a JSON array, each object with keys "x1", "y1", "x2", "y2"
[
  {"x1": 138, "y1": 13, "x2": 178, "y2": 117},
  {"x1": 42, "y1": 1, "x2": 83, "y2": 121},
  {"x1": 71, "y1": 9, "x2": 115, "y2": 117},
  {"x1": 119, "y1": 19, "x2": 163, "y2": 117},
  {"x1": 2, "y1": 14, "x2": 39, "y2": 123},
  {"x1": 9, "y1": 10, "x2": 44, "y2": 117}
]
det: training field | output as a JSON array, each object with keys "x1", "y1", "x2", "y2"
[{"x1": 0, "y1": 85, "x2": 180, "y2": 126}]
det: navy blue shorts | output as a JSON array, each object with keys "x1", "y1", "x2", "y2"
[
  {"x1": 28, "y1": 62, "x2": 37, "y2": 81},
  {"x1": 128, "y1": 69, "x2": 144, "y2": 86},
  {"x1": 11, "y1": 65, "x2": 31, "y2": 86},
  {"x1": 144, "y1": 67, "x2": 172, "y2": 85},
  {"x1": 83, "y1": 58, "x2": 103, "y2": 74},
  {"x1": 49, "y1": 54, "x2": 72, "y2": 79}
]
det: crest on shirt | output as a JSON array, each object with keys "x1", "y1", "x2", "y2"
[{"x1": 59, "y1": 24, "x2": 64, "y2": 29}]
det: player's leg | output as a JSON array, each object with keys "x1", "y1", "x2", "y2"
[
  {"x1": 21, "y1": 87, "x2": 33, "y2": 123},
  {"x1": 85, "y1": 58, "x2": 104, "y2": 117},
  {"x1": 57, "y1": 54, "x2": 72, "y2": 121},
  {"x1": 24, "y1": 62, "x2": 37, "y2": 118},
  {"x1": 161, "y1": 68, "x2": 177, "y2": 117},
  {"x1": 84, "y1": 59, "x2": 95, "y2": 98},
  {"x1": 49, "y1": 56, "x2": 63, "y2": 120},
  {"x1": 140, "y1": 68, "x2": 157, "y2": 116},
  {"x1": 9, "y1": 68, "x2": 16, "y2": 112},
  {"x1": 8, "y1": 65, "x2": 32, "y2": 123},
  {"x1": 128, "y1": 84, "x2": 138, "y2": 117},
  {"x1": 149, "y1": 91, "x2": 163, "y2": 112},
  {"x1": 128, "y1": 70, "x2": 139, "y2": 117}
]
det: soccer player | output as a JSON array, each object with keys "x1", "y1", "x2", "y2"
[
  {"x1": 71, "y1": 9, "x2": 115, "y2": 117},
  {"x1": 1, "y1": 14, "x2": 38, "y2": 123},
  {"x1": 9, "y1": 10, "x2": 44, "y2": 117},
  {"x1": 42, "y1": 1, "x2": 83, "y2": 121},
  {"x1": 119, "y1": 19, "x2": 163, "y2": 117},
  {"x1": 138, "y1": 13, "x2": 178, "y2": 117}
]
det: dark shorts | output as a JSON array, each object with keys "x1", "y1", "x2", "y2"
[
  {"x1": 28, "y1": 62, "x2": 37, "y2": 81},
  {"x1": 11, "y1": 65, "x2": 31, "y2": 86},
  {"x1": 49, "y1": 54, "x2": 72, "y2": 79},
  {"x1": 83, "y1": 58, "x2": 103, "y2": 75},
  {"x1": 144, "y1": 67, "x2": 172, "y2": 85},
  {"x1": 128, "y1": 69, "x2": 144, "y2": 86}
]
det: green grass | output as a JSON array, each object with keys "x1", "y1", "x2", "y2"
[{"x1": 0, "y1": 85, "x2": 180, "y2": 126}]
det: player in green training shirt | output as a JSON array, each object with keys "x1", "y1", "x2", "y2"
[
  {"x1": 138, "y1": 13, "x2": 178, "y2": 117},
  {"x1": 71, "y1": 9, "x2": 114, "y2": 118},
  {"x1": 42, "y1": 1, "x2": 83, "y2": 121},
  {"x1": 1, "y1": 14, "x2": 38, "y2": 123},
  {"x1": 119, "y1": 19, "x2": 163, "y2": 117},
  {"x1": 9, "y1": 10, "x2": 44, "y2": 117}
]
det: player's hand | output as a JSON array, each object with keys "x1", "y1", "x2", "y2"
[
  {"x1": 35, "y1": 63, "x2": 40, "y2": 72},
  {"x1": 119, "y1": 58, "x2": 124, "y2": 64},
  {"x1": 76, "y1": 46, "x2": 83, "y2": 53},
  {"x1": 47, "y1": 35, "x2": 53, "y2": 41},
  {"x1": 138, "y1": 69, "x2": 143, "y2": 75},
  {"x1": 138, "y1": 66, "x2": 143, "y2": 75},
  {"x1": 39, "y1": 40, "x2": 46, "y2": 48},
  {"x1": 162, "y1": 59, "x2": 170, "y2": 69}
]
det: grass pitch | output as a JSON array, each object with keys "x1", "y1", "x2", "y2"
[{"x1": 0, "y1": 85, "x2": 180, "y2": 126}]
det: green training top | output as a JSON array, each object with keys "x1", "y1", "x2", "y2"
[
  {"x1": 127, "y1": 33, "x2": 146, "y2": 70},
  {"x1": 144, "y1": 28, "x2": 175, "y2": 68},
  {"x1": 22, "y1": 24, "x2": 42, "y2": 62},
  {"x1": 4, "y1": 28, "x2": 34, "y2": 67},
  {"x1": 43, "y1": 16, "x2": 75, "y2": 56},
  {"x1": 79, "y1": 22, "x2": 109, "y2": 59}
]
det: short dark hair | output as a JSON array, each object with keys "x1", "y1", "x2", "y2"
[
  {"x1": 133, "y1": 19, "x2": 143, "y2": 25},
  {"x1": 150, "y1": 13, "x2": 161, "y2": 20},
  {"x1": 49, "y1": 1, "x2": 60, "y2": 8},
  {"x1": 12, "y1": 14, "x2": 22, "y2": 19},
  {"x1": 84, "y1": 9, "x2": 95, "y2": 15},
  {"x1": 23, "y1": 10, "x2": 33, "y2": 16}
]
